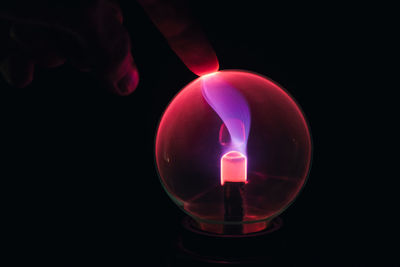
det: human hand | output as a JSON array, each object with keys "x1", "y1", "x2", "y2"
[{"x1": 0, "y1": 0, "x2": 219, "y2": 95}]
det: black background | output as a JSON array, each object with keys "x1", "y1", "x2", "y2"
[{"x1": 1, "y1": 0, "x2": 397, "y2": 266}]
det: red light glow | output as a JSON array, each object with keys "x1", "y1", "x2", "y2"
[
  {"x1": 155, "y1": 70, "x2": 312, "y2": 231},
  {"x1": 221, "y1": 151, "x2": 247, "y2": 185}
]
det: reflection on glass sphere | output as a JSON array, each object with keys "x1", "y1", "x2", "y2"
[{"x1": 155, "y1": 70, "x2": 312, "y2": 234}]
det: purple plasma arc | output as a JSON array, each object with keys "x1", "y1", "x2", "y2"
[{"x1": 201, "y1": 74, "x2": 251, "y2": 155}]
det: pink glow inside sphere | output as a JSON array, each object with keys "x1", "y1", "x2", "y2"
[{"x1": 155, "y1": 70, "x2": 312, "y2": 234}]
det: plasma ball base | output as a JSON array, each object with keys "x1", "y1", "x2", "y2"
[{"x1": 175, "y1": 216, "x2": 284, "y2": 264}]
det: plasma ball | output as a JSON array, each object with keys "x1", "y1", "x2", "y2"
[{"x1": 221, "y1": 151, "x2": 247, "y2": 185}]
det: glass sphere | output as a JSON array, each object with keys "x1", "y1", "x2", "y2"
[{"x1": 155, "y1": 70, "x2": 312, "y2": 234}]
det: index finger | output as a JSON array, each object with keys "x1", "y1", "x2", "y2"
[{"x1": 137, "y1": 0, "x2": 219, "y2": 76}]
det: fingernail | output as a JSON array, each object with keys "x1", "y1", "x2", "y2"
[
  {"x1": 116, "y1": 69, "x2": 139, "y2": 96},
  {"x1": 3, "y1": 55, "x2": 34, "y2": 88}
]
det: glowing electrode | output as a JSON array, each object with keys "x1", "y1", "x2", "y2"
[{"x1": 221, "y1": 151, "x2": 247, "y2": 185}]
